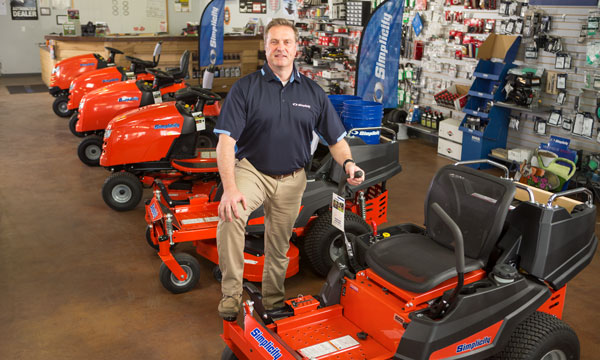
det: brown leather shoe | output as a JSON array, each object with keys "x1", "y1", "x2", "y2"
[{"x1": 218, "y1": 294, "x2": 242, "y2": 322}]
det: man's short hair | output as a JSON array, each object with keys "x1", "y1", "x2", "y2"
[{"x1": 264, "y1": 18, "x2": 298, "y2": 43}]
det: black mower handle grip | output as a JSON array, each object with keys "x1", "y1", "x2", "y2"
[{"x1": 353, "y1": 170, "x2": 363, "y2": 178}]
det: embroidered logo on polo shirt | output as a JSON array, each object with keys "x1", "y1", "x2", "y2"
[{"x1": 292, "y1": 103, "x2": 311, "y2": 109}]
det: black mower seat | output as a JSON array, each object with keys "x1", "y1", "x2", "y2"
[
  {"x1": 366, "y1": 165, "x2": 515, "y2": 293},
  {"x1": 366, "y1": 234, "x2": 484, "y2": 293}
]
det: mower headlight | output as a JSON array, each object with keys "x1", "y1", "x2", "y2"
[
  {"x1": 104, "y1": 129, "x2": 112, "y2": 139},
  {"x1": 69, "y1": 82, "x2": 75, "y2": 91},
  {"x1": 79, "y1": 97, "x2": 85, "y2": 110},
  {"x1": 52, "y1": 66, "x2": 60, "y2": 75}
]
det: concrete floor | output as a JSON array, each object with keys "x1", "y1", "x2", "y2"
[{"x1": 0, "y1": 75, "x2": 598, "y2": 359}]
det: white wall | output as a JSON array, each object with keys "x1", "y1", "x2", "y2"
[{"x1": 0, "y1": 0, "x2": 289, "y2": 74}]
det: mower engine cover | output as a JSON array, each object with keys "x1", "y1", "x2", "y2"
[
  {"x1": 100, "y1": 102, "x2": 195, "y2": 167},
  {"x1": 67, "y1": 67, "x2": 155, "y2": 111},
  {"x1": 49, "y1": 53, "x2": 106, "y2": 93},
  {"x1": 76, "y1": 79, "x2": 185, "y2": 134}
]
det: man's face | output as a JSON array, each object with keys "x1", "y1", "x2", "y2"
[{"x1": 265, "y1": 25, "x2": 297, "y2": 70}]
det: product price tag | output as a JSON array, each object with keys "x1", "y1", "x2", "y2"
[
  {"x1": 331, "y1": 193, "x2": 345, "y2": 232},
  {"x1": 153, "y1": 91, "x2": 162, "y2": 104},
  {"x1": 192, "y1": 111, "x2": 205, "y2": 131}
]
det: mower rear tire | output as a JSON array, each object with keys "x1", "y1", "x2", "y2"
[
  {"x1": 69, "y1": 112, "x2": 85, "y2": 137},
  {"x1": 212, "y1": 265, "x2": 223, "y2": 282},
  {"x1": 78, "y1": 135, "x2": 103, "y2": 166},
  {"x1": 53, "y1": 96, "x2": 73, "y2": 118},
  {"x1": 490, "y1": 311, "x2": 579, "y2": 360},
  {"x1": 221, "y1": 346, "x2": 238, "y2": 360},
  {"x1": 102, "y1": 172, "x2": 143, "y2": 211},
  {"x1": 303, "y1": 211, "x2": 370, "y2": 277},
  {"x1": 159, "y1": 253, "x2": 201, "y2": 294},
  {"x1": 196, "y1": 120, "x2": 218, "y2": 148}
]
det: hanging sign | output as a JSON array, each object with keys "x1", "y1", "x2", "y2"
[
  {"x1": 355, "y1": 0, "x2": 405, "y2": 108},
  {"x1": 199, "y1": 0, "x2": 224, "y2": 67},
  {"x1": 11, "y1": 0, "x2": 38, "y2": 20}
]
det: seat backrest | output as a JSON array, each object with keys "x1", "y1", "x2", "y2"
[
  {"x1": 425, "y1": 165, "x2": 516, "y2": 261},
  {"x1": 175, "y1": 50, "x2": 190, "y2": 79}
]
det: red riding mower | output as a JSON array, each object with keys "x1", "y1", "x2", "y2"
[
  {"x1": 73, "y1": 52, "x2": 191, "y2": 166},
  {"x1": 49, "y1": 46, "x2": 123, "y2": 117},
  {"x1": 143, "y1": 134, "x2": 402, "y2": 294},
  {"x1": 58, "y1": 42, "x2": 163, "y2": 118},
  {"x1": 99, "y1": 86, "x2": 221, "y2": 211},
  {"x1": 220, "y1": 159, "x2": 597, "y2": 360}
]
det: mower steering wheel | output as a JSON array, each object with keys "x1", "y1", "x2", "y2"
[
  {"x1": 125, "y1": 56, "x2": 155, "y2": 68},
  {"x1": 146, "y1": 68, "x2": 174, "y2": 79},
  {"x1": 189, "y1": 86, "x2": 222, "y2": 101},
  {"x1": 105, "y1": 47, "x2": 124, "y2": 55}
]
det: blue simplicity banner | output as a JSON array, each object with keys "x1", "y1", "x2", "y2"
[
  {"x1": 356, "y1": 0, "x2": 405, "y2": 108},
  {"x1": 199, "y1": 0, "x2": 224, "y2": 67}
]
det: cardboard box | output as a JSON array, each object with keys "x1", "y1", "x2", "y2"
[
  {"x1": 508, "y1": 148, "x2": 533, "y2": 162},
  {"x1": 434, "y1": 84, "x2": 470, "y2": 110},
  {"x1": 476, "y1": 34, "x2": 521, "y2": 64}
]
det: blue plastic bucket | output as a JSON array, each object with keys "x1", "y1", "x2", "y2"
[
  {"x1": 328, "y1": 95, "x2": 362, "y2": 117},
  {"x1": 341, "y1": 100, "x2": 383, "y2": 144}
]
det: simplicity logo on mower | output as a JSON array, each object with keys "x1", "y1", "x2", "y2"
[
  {"x1": 250, "y1": 328, "x2": 283, "y2": 360},
  {"x1": 118, "y1": 96, "x2": 139, "y2": 102},
  {"x1": 456, "y1": 336, "x2": 491, "y2": 353}
]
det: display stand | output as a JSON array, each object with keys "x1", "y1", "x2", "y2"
[{"x1": 459, "y1": 35, "x2": 521, "y2": 168}]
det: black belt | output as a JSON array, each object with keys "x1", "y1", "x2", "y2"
[{"x1": 264, "y1": 168, "x2": 303, "y2": 180}]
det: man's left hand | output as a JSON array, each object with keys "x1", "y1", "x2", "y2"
[{"x1": 346, "y1": 162, "x2": 365, "y2": 186}]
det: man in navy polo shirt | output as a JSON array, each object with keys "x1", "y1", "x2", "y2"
[{"x1": 214, "y1": 18, "x2": 365, "y2": 321}]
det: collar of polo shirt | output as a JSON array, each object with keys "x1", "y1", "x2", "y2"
[{"x1": 260, "y1": 62, "x2": 302, "y2": 84}]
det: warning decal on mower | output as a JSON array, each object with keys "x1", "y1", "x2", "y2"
[
  {"x1": 299, "y1": 335, "x2": 359, "y2": 358},
  {"x1": 250, "y1": 328, "x2": 283, "y2": 360},
  {"x1": 180, "y1": 217, "x2": 220, "y2": 225}
]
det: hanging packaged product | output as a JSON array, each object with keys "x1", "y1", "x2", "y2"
[
  {"x1": 534, "y1": 117, "x2": 547, "y2": 135},
  {"x1": 587, "y1": 11, "x2": 600, "y2": 36},
  {"x1": 556, "y1": 73, "x2": 567, "y2": 90},
  {"x1": 525, "y1": 45, "x2": 538, "y2": 59},
  {"x1": 556, "y1": 91, "x2": 567, "y2": 105},
  {"x1": 547, "y1": 110, "x2": 562, "y2": 127},
  {"x1": 562, "y1": 117, "x2": 572, "y2": 131},
  {"x1": 586, "y1": 41, "x2": 600, "y2": 67}
]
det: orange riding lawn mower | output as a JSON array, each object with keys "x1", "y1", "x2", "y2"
[
  {"x1": 99, "y1": 86, "x2": 221, "y2": 211},
  {"x1": 217, "y1": 160, "x2": 597, "y2": 360},
  {"x1": 144, "y1": 132, "x2": 403, "y2": 294}
]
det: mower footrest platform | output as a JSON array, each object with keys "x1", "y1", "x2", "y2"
[
  {"x1": 275, "y1": 305, "x2": 394, "y2": 359},
  {"x1": 171, "y1": 150, "x2": 217, "y2": 173}
]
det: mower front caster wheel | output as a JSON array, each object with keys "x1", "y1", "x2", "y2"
[
  {"x1": 53, "y1": 96, "x2": 73, "y2": 118},
  {"x1": 221, "y1": 346, "x2": 238, "y2": 360},
  {"x1": 77, "y1": 135, "x2": 103, "y2": 166},
  {"x1": 102, "y1": 172, "x2": 143, "y2": 211},
  {"x1": 145, "y1": 227, "x2": 176, "y2": 251},
  {"x1": 69, "y1": 112, "x2": 84, "y2": 137},
  {"x1": 159, "y1": 253, "x2": 201, "y2": 294}
]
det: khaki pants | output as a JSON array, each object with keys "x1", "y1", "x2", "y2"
[{"x1": 216, "y1": 158, "x2": 307, "y2": 309}]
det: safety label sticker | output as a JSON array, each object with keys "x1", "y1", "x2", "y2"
[
  {"x1": 181, "y1": 216, "x2": 220, "y2": 225},
  {"x1": 299, "y1": 335, "x2": 359, "y2": 358},
  {"x1": 153, "y1": 91, "x2": 162, "y2": 104}
]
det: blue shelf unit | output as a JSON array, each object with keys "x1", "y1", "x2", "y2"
[{"x1": 459, "y1": 36, "x2": 521, "y2": 168}]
